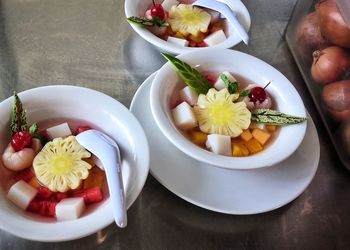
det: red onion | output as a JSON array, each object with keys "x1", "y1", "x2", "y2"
[
  {"x1": 316, "y1": 0, "x2": 350, "y2": 48},
  {"x1": 322, "y1": 80, "x2": 350, "y2": 112},
  {"x1": 311, "y1": 46, "x2": 350, "y2": 84},
  {"x1": 295, "y1": 11, "x2": 330, "y2": 58}
]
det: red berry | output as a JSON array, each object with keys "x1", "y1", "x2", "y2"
[
  {"x1": 39, "y1": 201, "x2": 57, "y2": 217},
  {"x1": 11, "y1": 131, "x2": 32, "y2": 152},
  {"x1": 75, "y1": 126, "x2": 92, "y2": 135},
  {"x1": 54, "y1": 192, "x2": 69, "y2": 201},
  {"x1": 203, "y1": 73, "x2": 217, "y2": 85},
  {"x1": 14, "y1": 168, "x2": 34, "y2": 182},
  {"x1": 27, "y1": 200, "x2": 40, "y2": 212},
  {"x1": 249, "y1": 87, "x2": 267, "y2": 103},
  {"x1": 72, "y1": 186, "x2": 103, "y2": 204},
  {"x1": 151, "y1": 4, "x2": 165, "y2": 20},
  {"x1": 27, "y1": 200, "x2": 57, "y2": 217},
  {"x1": 36, "y1": 186, "x2": 53, "y2": 199}
]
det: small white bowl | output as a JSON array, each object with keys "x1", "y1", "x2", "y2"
[
  {"x1": 150, "y1": 49, "x2": 307, "y2": 170},
  {"x1": 124, "y1": 0, "x2": 251, "y2": 55},
  {"x1": 0, "y1": 85, "x2": 149, "y2": 241}
]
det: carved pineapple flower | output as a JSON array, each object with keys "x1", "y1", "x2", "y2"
[
  {"x1": 33, "y1": 136, "x2": 92, "y2": 192},
  {"x1": 194, "y1": 88, "x2": 251, "y2": 137}
]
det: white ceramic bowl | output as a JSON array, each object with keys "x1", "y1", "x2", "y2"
[
  {"x1": 0, "y1": 85, "x2": 149, "y2": 241},
  {"x1": 150, "y1": 49, "x2": 307, "y2": 170},
  {"x1": 124, "y1": 0, "x2": 251, "y2": 55}
]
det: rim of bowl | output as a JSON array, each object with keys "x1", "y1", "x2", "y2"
[
  {"x1": 0, "y1": 85, "x2": 150, "y2": 241},
  {"x1": 150, "y1": 49, "x2": 307, "y2": 170},
  {"x1": 124, "y1": 0, "x2": 251, "y2": 55}
]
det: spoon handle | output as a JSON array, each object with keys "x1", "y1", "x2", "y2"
[
  {"x1": 103, "y1": 155, "x2": 127, "y2": 228},
  {"x1": 193, "y1": 0, "x2": 249, "y2": 45}
]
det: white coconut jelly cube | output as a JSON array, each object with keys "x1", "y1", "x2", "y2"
[
  {"x1": 56, "y1": 197, "x2": 85, "y2": 221},
  {"x1": 7, "y1": 180, "x2": 38, "y2": 210},
  {"x1": 206, "y1": 134, "x2": 232, "y2": 156},
  {"x1": 46, "y1": 122, "x2": 72, "y2": 139},
  {"x1": 162, "y1": 0, "x2": 179, "y2": 12},
  {"x1": 179, "y1": 86, "x2": 198, "y2": 106},
  {"x1": 203, "y1": 29, "x2": 227, "y2": 47},
  {"x1": 167, "y1": 36, "x2": 189, "y2": 47},
  {"x1": 214, "y1": 71, "x2": 237, "y2": 90},
  {"x1": 172, "y1": 101, "x2": 197, "y2": 130}
]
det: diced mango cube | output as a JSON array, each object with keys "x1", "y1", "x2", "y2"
[
  {"x1": 175, "y1": 32, "x2": 186, "y2": 39},
  {"x1": 266, "y1": 125, "x2": 277, "y2": 132},
  {"x1": 83, "y1": 167, "x2": 106, "y2": 189},
  {"x1": 252, "y1": 128, "x2": 271, "y2": 145},
  {"x1": 240, "y1": 129, "x2": 253, "y2": 142},
  {"x1": 245, "y1": 138, "x2": 263, "y2": 154},
  {"x1": 189, "y1": 130, "x2": 207, "y2": 147},
  {"x1": 232, "y1": 143, "x2": 249, "y2": 157},
  {"x1": 189, "y1": 32, "x2": 205, "y2": 43}
]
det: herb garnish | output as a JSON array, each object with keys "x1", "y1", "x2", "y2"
[
  {"x1": 239, "y1": 89, "x2": 251, "y2": 97},
  {"x1": 251, "y1": 109, "x2": 307, "y2": 125},
  {"x1": 220, "y1": 73, "x2": 251, "y2": 97},
  {"x1": 127, "y1": 16, "x2": 168, "y2": 28},
  {"x1": 10, "y1": 92, "x2": 42, "y2": 141},
  {"x1": 220, "y1": 74, "x2": 239, "y2": 94},
  {"x1": 161, "y1": 53, "x2": 212, "y2": 95},
  {"x1": 29, "y1": 123, "x2": 39, "y2": 136},
  {"x1": 11, "y1": 92, "x2": 28, "y2": 135}
]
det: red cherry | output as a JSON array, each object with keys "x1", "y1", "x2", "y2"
[
  {"x1": 11, "y1": 131, "x2": 32, "y2": 152},
  {"x1": 249, "y1": 87, "x2": 267, "y2": 103},
  {"x1": 151, "y1": 3, "x2": 165, "y2": 20}
]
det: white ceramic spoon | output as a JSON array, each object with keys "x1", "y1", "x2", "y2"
[
  {"x1": 76, "y1": 129, "x2": 127, "y2": 228},
  {"x1": 192, "y1": 0, "x2": 249, "y2": 45}
]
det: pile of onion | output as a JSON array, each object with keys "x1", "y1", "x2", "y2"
[
  {"x1": 295, "y1": 11, "x2": 330, "y2": 57},
  {"x1": 311, "y1": 46, "x2": 350, "y2": 84},
  {"x1": 322, "y1": 80, "x2": 350, "y2": 121},
  {"x1": 316, "y1": 0, "x2": 350, "y2": 48}
]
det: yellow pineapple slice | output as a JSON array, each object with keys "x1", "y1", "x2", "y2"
[
  {"x1": 33, "y1": 136, "x2": 92, "y2": 192},
  {"x1": 245, "y1": 138, "x2": 263, "y2": 154},
  {"x1": 168, "y1": 4, "x2": 211, "y2": 36},
  {"x1": 252, "y1": 128, "x2": 271, "y2": 145},
  {"x1": 194, "y1": 88, "x2": 251, "y2": 137}
]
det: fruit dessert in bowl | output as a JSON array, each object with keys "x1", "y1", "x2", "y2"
[
  {"x1": 125, "y1": 0, "x2": 250, "y2": 54},
  {"x1": 0, "y1": 86, "x2": 149, "y2": 241},
  {"x1": 150, "y1": 49, "x2": 307, "y2": 170}
]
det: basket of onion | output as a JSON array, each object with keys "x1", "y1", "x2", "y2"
[{"x1": 286, "y1": 0, "x2": 350, "y2": 169}]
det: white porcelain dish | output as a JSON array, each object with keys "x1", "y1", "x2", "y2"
[
  {"x1": 0, "y1": 85, "x2": 149, "y2": 242},
  {"x1": 150, "y1": 49, "x2": 307, "y2": 170},
  {"x1": 131, "y1": 73, "x2": 319, "y2": 214},
  {"x1": 124, "y1": 0, "x2": 251, "y2": 55}
]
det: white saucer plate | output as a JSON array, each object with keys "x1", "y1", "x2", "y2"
[{"x1": 130, "y1": 73, "x2": 320, "y2": 215}]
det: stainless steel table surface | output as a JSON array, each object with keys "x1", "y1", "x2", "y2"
[{"x1": 1, "y1": 0, "x2": 350, "y2": 249}]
